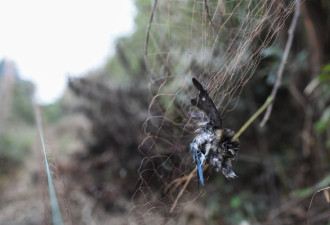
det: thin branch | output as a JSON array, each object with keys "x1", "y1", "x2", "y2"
[
  {"x1": 204, "y1": 0, "x2": 216, "y2": 31},
  {"x1": 307, "y1": 187, "x2": 330, "y2": 225},
  {"x1": 169, "y1": 168, "x2": 196, "y2": 213},
  {"x1": 260, "y1": 0, "x2": 301, "y2": 127},
  {"x1": 233, "y1": 97, "x2": 273, "y2": 140},
  {"x1": 145, "y1": 0, "x2": 158, "y2": 83}
]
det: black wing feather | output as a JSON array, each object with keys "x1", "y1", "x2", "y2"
[{"x1": 191, "y1": 78, "x2": 222, "y2": 129}]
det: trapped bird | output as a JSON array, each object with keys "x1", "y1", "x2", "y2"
[{"x1": 189, "y1": 78, "x2": 239, "y2": 186}]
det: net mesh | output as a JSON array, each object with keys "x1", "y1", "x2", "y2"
[{"x1": 133, "y1": 0, "x2": 296, "y2": 222}]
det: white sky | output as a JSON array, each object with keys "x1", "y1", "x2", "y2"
[{"x1": 0, "y1": 0, "x2": 136, "y2": 104}]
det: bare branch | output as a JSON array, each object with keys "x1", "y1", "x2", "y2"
[
  {"x1": 169, "y1": 168, "x2": 196, "y2": 213},
  {"x1": 145, "y1": 0, "x2": 159, "y2": 83},
  {"x1": 260, "y1": 0, "x2": 301, "y2": 127},
  {"x1": 204, "y1": 0, "x2": 216, "y2": 31},
  {"x1": 307, "y1": 186, "x2": 330, "y2": 225}
]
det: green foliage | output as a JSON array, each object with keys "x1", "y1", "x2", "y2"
[
  {"x1": 312, "y1": 64, "x2": 330, "y2": 147},
  {"x1": 315, "y1": 107, "x2": 330, "y2": 134},
  {"x1": 292, "y1": 187, "x2": 312, "y2": 197},
  {"x1": 293, "y1": 174, "x2": 330, "y2": 197},
  {"x1": 42, "y1": 100, "x2": 63, "y2": 123},
  {"x1": 9, "y1": 80, "x2": 35, "y2": 125},
  {"x1": 0, "y1": 127, "x2": 34, "y2": 172},
  {"x1": 103, "y1": 0, "x2": 151, "y2": 83},
  {"x1": 319, "y1": 64, "x2": 330, "y2": 81},
  {"x1": 230, "y1": 196, "x2": 242, "y2": 208},
  {"x1": 0, "y1": 62, "x2": 35, "y2": 177}
]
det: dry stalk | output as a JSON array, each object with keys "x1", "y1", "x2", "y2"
[
  {"x1": 307, "y1": 187, "x2": 330, "y2": 225},
  {"x1": 260, "y1": 0, "x2": 301, "y2": 127},
  {"x1": 145, "y1": 0, "x2": 158, "y2": 83}
]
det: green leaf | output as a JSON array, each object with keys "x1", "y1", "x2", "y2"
[
  {"x1": 230, "y1": 196, "x2": 241, "y2": 208},
  {"x1": 322, "y1": 64, "x2": 330, "y2": 72},
  {"x1": 318, "y1": 73, "x2": 330, "y2": 83},
  {"x1": 315, "y1": 106, "x2": 330, "y2": 133},
  {"x1": 292, "y1": 187, "x2": 312, "y2": 197}
]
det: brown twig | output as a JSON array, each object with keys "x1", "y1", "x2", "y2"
[
  {"x1": 169, "y1": 168, "x2": 196, "y2": 213},
  {"x1": 166, "y1": 165, "x2": 210, "y2": 194},
  {"x1": 260, "y1": 0, "x2": 301, "y2": 127},
  {"x1": 144, "y1": 0, "x2": 158, "y2": 83},
  {"x1": 204, "y1": 0, "x2": 216, "y2": 31},
  {"x1": 165, "y1": 172, "x2": 193, "y2": 194},
  {"x1": 307, "y1": 187, "x2": 330, "y2": 225}
]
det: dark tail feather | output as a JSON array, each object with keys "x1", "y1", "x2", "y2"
[
  {"x1": 191, "y1": 78, "x2": 222, "y2": 129},
  {"x1": 192, "y1": 77, "x2": 207, "y2": 93}
]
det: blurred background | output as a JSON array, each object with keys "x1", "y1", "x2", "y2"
[{"x1": 0, "y1": 0, "x2": 329, "y2": 224}]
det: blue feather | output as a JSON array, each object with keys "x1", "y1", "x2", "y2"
[
  {"x1": 197, "y1": 155, "x2": 204, "y2": 186},
  {"x1": 190, "y1": 145, "x2": 197, "y2": 161},
  {"x1": 190, "y1": 144, "x2": 204, "y2": 186}
]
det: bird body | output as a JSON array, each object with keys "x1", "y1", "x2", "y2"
[{"x1": 189, "y1": 78, "x2": 239, "y2": 186}]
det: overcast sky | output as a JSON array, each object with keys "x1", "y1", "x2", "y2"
[{"x1": 0, "y1": 0, "x2": 136, "y2": 104}]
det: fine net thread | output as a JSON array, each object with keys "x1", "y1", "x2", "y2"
[{"x1": 131, "y1": 0, "x2": 296, "y2": 222}]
